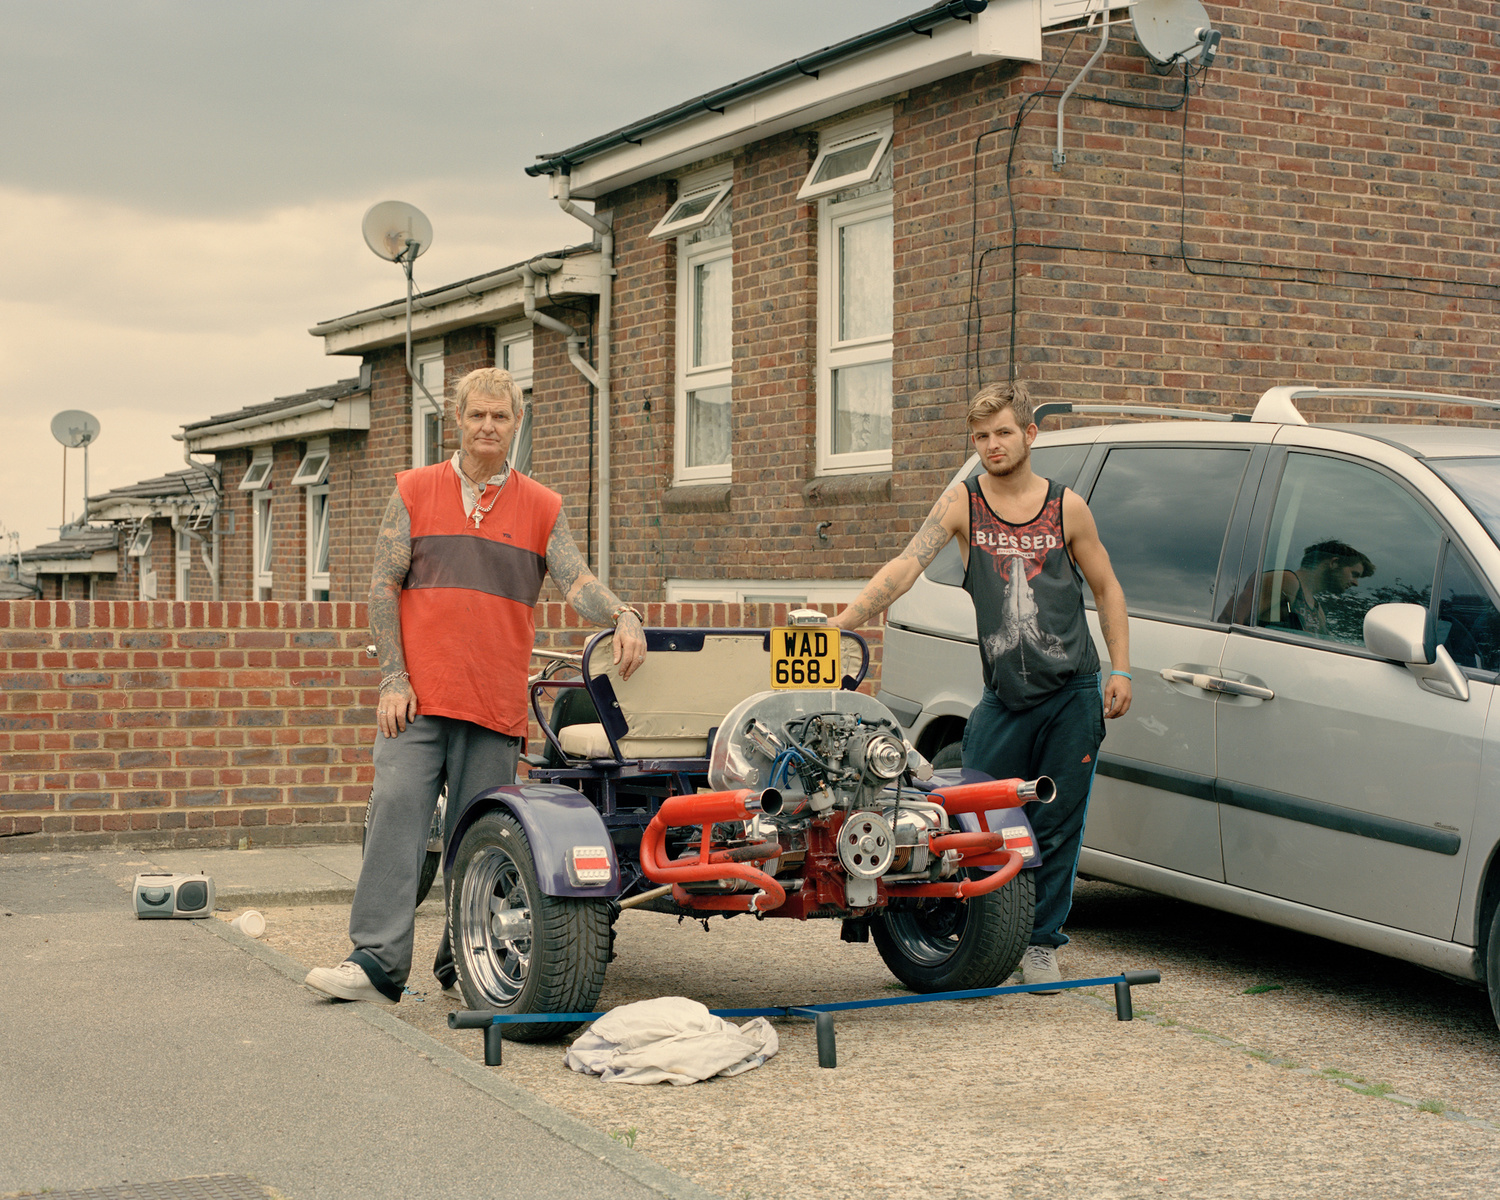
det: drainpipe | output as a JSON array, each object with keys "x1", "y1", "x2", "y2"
[
  {"x1": 549, "y1": 171, "x2": 614, "y2": 587},
  {"x1": 1054, "y1": 6, "x2": 1112, "y2": 169},
  {"x1": 178, "y1": 443, "x2": 221, "y2": 601}
]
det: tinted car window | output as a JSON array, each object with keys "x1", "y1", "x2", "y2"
[
  {"x1": 1086, "y1": 446, "x2": 1250, "y2": 621},
  {"x1": 1256, "y1": 453, "x2": 1440, "y2": 645},
  {"x1": 1429, "y1": 457, "x2": 1500, "y2": 549},
  {"x1": 1437, "y1": 547, "x2": 1500, "y2": 672}
]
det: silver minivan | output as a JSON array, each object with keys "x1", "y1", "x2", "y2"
[{"x1": 879, "y1": 386, "x2": 1500, "y2": 1027}]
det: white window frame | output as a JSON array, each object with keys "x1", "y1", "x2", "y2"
[
  {"x1": 237, "y1": 446, "x2": 272, "y2": 491},
  {"x1": 797, "y1": 114, "x2": 894, "y2": 202},
  {"x1": 175, "y1": 527, "x2": 192, "y2": 600},
  {"x1": 496, "y1": 323, "x2": 535, "y2": 474},
  {"x1": 253, "y1": 491, "x2": 274, "y2": 600},
  {"x1": 674, "y1": 232, "x2": 734, "y2": 485},
  {"x1": 139, "y1": 568, "x2": 157, "y2": 601},
  {"x1": 650, "y1": 177, "x2": 733, "y2": 240},
  {"x1": 306, "y1": 484, "x2": 331, "y2": 601},
  {"x1": 290, "y1": 437, "x2": 331, "y2": 486},
  {"x1": 665, "y1": 579, "x2": 866, "y2": 606},
  {"x1": 816, "y1": 186, "x2": 894, "y2": 475},
  {"x1": 412, "y1": 341, "x2": 444, "y2": 468}
]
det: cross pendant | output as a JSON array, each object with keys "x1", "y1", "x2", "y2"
[{"x1": 472, "y1": 512, "x2": 483, "y2": 528}]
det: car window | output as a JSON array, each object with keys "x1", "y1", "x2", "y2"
[
  {"x1": 1254, "y1": 453, "x2": 1440, "y2": 645},
  {"x1": 1436, "y1": 547, "x2": 1500, "y2": 672},
  {"x1": 1428, "y1": 457, "x2": 1500, "y2": 549},
  {"x1": 1086, "y1": 446, "x2": 1250, "y2": 621}
]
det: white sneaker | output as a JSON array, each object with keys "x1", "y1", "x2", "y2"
[
  {"x1": 305, "y1": 960, "x2": 397, "y2": 1005},
  {"x1": 1020, "y1": 944, "x2": 1062, "y2": 994},
  {"x1": 440, "y1": 981, "x2": 465, "y2": 1005}
]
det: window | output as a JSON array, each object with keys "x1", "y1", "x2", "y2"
[
  {"x1": 1087, "y1": 447, "x2": 1251, "y2": 621},
  {"x1": 291, "y1": 438, "x2": 330, "y2": 486},
  {"x1": 238, "y1": 447, "x2": 272, "y2": 491},
  {"x1": 675, "y1": 234, "x2": 732, "y2": 482},
  {"x1": 817, "y1": 187, "x2": 893, "y2": 473},
  {"x1": 1436, "y1": 544, "x2": 1500, "y2": 672},
  {"x1": 798, "y1": 123, "x2": 893, "y2": 202},
  {"x1": 127, "y1": 526, "x2": 152, "y2": 558},
  {"x1": 412, "y1": 341, "x2": 444, "y2": 467},
  {"x1": 1255, "y1": 453, "x2": 1441, "y2": 645},
  {"x1": 498, "y1": 325, "x2": 534, "y2": 475},
  {"x1": 306, "y1": 485, "x2": 330, "y2": 601},
  {"x1": 175, "y1": 528, "x2": 192, "y2": 600},
  {"x1": 650, "y1": 178, "x2": 733, "y2": 240},
  {"x1": 253, "y1": 492, "x2": 274, "y2": 600}
]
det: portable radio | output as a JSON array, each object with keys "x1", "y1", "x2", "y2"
[{"x1": 133, "y1": 872, "x2": 215, "y2": 919}]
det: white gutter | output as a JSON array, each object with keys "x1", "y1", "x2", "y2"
[
  {"x1": 309, "y1": 261, "x2": 564, "y2": 337},
  {"x1": 175, "y1": 397, "x2": 337, "y2": 441}
]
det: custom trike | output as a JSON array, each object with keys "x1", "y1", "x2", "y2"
[{"x1": 442, "y1": 616, "x2": 1051, "y2": 1040}]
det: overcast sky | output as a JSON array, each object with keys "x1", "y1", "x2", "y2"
[{"x1": 0, "y1": 0, "x2": 925, "y2": 551}]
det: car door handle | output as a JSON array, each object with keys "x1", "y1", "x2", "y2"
[{"x1": 1159, "y1": 668, "x2": 1275, "y2": 700}]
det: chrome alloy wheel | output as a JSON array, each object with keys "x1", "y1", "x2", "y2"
[{"x1": 459, "y1": 845, "x2": 534, "y2": 1005}]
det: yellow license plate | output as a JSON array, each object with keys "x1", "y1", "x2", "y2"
[{"x1": 770, "y1": 626, "x2": 841, "y2": 690}]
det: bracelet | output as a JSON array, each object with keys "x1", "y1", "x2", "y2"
[
  {"x1": 1109, "y1": 670, "x2": 1133, "y2": 681},
  {"x1": 379, "y1": 671, "x2": 410, "y2": 691},
  {"x1": 610, "y1": 604, "x2": 644, "y2": 626}
]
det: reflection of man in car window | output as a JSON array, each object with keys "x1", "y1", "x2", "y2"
[{"x1": 1259, "y1": 540, "x2": 1375, "y2": 637}]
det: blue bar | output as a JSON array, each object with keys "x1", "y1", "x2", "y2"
[{"x1": 477, "y1": 972, "x2": 1142, "y2": 1025}]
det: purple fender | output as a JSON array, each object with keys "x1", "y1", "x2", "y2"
[
  {"x1": 445, "y1": 782, "x2": 622, "y2": 898},
  {"x1": 928, "y1": 767, "x2": 1043, "y2": 870}
]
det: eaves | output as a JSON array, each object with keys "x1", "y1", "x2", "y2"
[
  {"x1": 530, "y1": 0, "x2": 1040, "y2": 200},
  {"x1": 32, "y1": 550, "x2": 118, "y2": 576},
  {"x1": 182, "y1": 394, "x2": 371, "y2": 453},
  {"x1": 311, "y1": 255, "x2": 602, "y2": 357}
]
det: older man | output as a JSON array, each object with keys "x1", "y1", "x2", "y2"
[{"x1": 306, "y1": 367, "x2": 647, "y2": 1005}]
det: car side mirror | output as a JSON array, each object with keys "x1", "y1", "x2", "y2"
[
  {"x1": 923, "y1": 539, "x2": 964, "y2": 587},
  {"x1": 1363, "y1": 602, "x2": 1469, "y2": 701}
]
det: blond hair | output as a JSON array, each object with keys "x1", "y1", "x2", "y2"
[
  {"x1": 966, "y1": 380, "x2": 1035, "y2": 429},
  {"x1": 454, "y1": 367, "x2": 525, "y2": 422}
]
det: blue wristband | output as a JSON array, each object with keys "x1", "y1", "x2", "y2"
[{"x1": 1109, "y1": 670, "x2": 1132, "y2": 681}]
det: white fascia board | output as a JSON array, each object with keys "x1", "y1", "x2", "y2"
[
  {"x1": 564, "y1": 0, "x2": 1041, "y2": 200},
  {"x1": 90, "y1": 498, "x2": 215, "y2": 522},
  {"x1": 33, "y1": 551, "x2": 118, "y2": 575},
  {"x1": 186, "y1": 395, "x2": 371, "y2": 453},
  {"x1": 317, "y1": 258, "x2": 602, "y2": 357}
]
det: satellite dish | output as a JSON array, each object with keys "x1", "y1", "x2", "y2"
[
  {"x1": 1132, "y1": 0, "x2": 1214, "y2": 67},
  {"x1": 51, "y1": 410, "x2": 100, "y2": 449},
  {"x1": 362, "y1": 200, "x2": 434, "y2": 262}
]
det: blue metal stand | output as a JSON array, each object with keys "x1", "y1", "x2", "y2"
[{"x1": 449, "y1": 969, "x2": 1162, "y2": 1068}]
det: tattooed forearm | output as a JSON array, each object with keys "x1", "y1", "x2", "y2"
[
  {"x1": 544, "y1": 508, "x2": 634, "y2": 626},
  {"x1": 369, "y1": 487, "x2": 412, "y2": 679},
  {"x1": 897, "y1": 492, "x2": 957, "y2": 569}
]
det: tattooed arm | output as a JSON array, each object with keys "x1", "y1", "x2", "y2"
[
  {"x1": 830, "y1": 484, "x2": 968, "y2": 631},
  {"x1": 369, "y1": 487, "x2": 418, "y2": 738},
  {"x1": 545, "y1": 507, "x2": 648, "y2": 680},
  {"x1": 1063, "y1": 488, "x2": 1132, "y2": 719}
]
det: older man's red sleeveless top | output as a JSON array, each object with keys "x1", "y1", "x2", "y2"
[{"x1": 397, "y1": 463, "x2": 561, "y2": 737}]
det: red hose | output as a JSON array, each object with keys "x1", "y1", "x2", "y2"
[
  {"x1": 641, "y1": 789, "x2": 786, "y2": 913},
  {"x1": 883, "y1": 849, "x2": 1025, "y2": 900}
]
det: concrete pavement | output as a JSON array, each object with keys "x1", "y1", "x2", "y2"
[{"x1": 0, "y1": 848, "x2": 713, "y2": 1200}]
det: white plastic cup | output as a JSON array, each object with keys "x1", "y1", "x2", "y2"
[{"x1": 230, "y1": 909, "x2": 266, "y2": 938}]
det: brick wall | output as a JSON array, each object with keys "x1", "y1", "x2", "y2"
[
  {"x1": 0, "y1": 599, "x2": 879, "y2": 853},
  {"x1": 0, "y1": 601, "x2": 376, "y2": 852}
]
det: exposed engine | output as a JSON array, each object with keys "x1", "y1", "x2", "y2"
[{"x1": 638, "y1": 689, "x2": 1051, "y2": 916}]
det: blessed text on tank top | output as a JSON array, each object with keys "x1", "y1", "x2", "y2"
[{"x1": 962, "y1": 475, "x2": 1099, "y2": 711}]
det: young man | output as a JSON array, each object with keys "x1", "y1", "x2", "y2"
[
  {"x1": 832, "y1": 380, "x2": 1131, "y2": 991},
  {"x1": 305, "y1": 367, "x2": 647, "y2": 1006}
]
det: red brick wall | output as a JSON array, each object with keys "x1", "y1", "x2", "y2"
[
  {"x1": 1, "y1": 599, "x2": 880, "y2": 851},
  {"x1": 0, "y1": 601, "x2": 375, "y2": 852}
]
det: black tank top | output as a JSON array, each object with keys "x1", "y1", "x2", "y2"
[{"x1": 963, "y1": 475, "x2": 1099, "y2": 711}]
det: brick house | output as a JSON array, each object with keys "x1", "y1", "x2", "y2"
[{"x1": 291, "y1": 0, "x2": 1499, "y2": 613}]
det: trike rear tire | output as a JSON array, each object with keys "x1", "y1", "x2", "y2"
[{"x1": 872, "y1": 868, "x2": 1034, "y2": 993}]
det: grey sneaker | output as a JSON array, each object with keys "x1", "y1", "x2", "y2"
[
  {"x1": 1020, "y1": 944, "x2": 1062, "y2": 994},
  {"x1": 305, "y1": 960, "x2": 397, "y2": 1005}
]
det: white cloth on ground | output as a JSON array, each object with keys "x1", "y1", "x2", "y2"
[{"x1": 564, "y1": 996, "x2": 778, "y2": 1085}]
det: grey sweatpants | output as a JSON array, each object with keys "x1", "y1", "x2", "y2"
[{"x1": 346, "y1": 715, "x2": 519, "y2": 1001}]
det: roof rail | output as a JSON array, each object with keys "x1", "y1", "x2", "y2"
[
  {"x1": 1034, "y1": 402, "x2": 1249, "y2": 425},
  {"x1": 1251, "y1": 387, "x2": 1500, "y2": 426}
]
